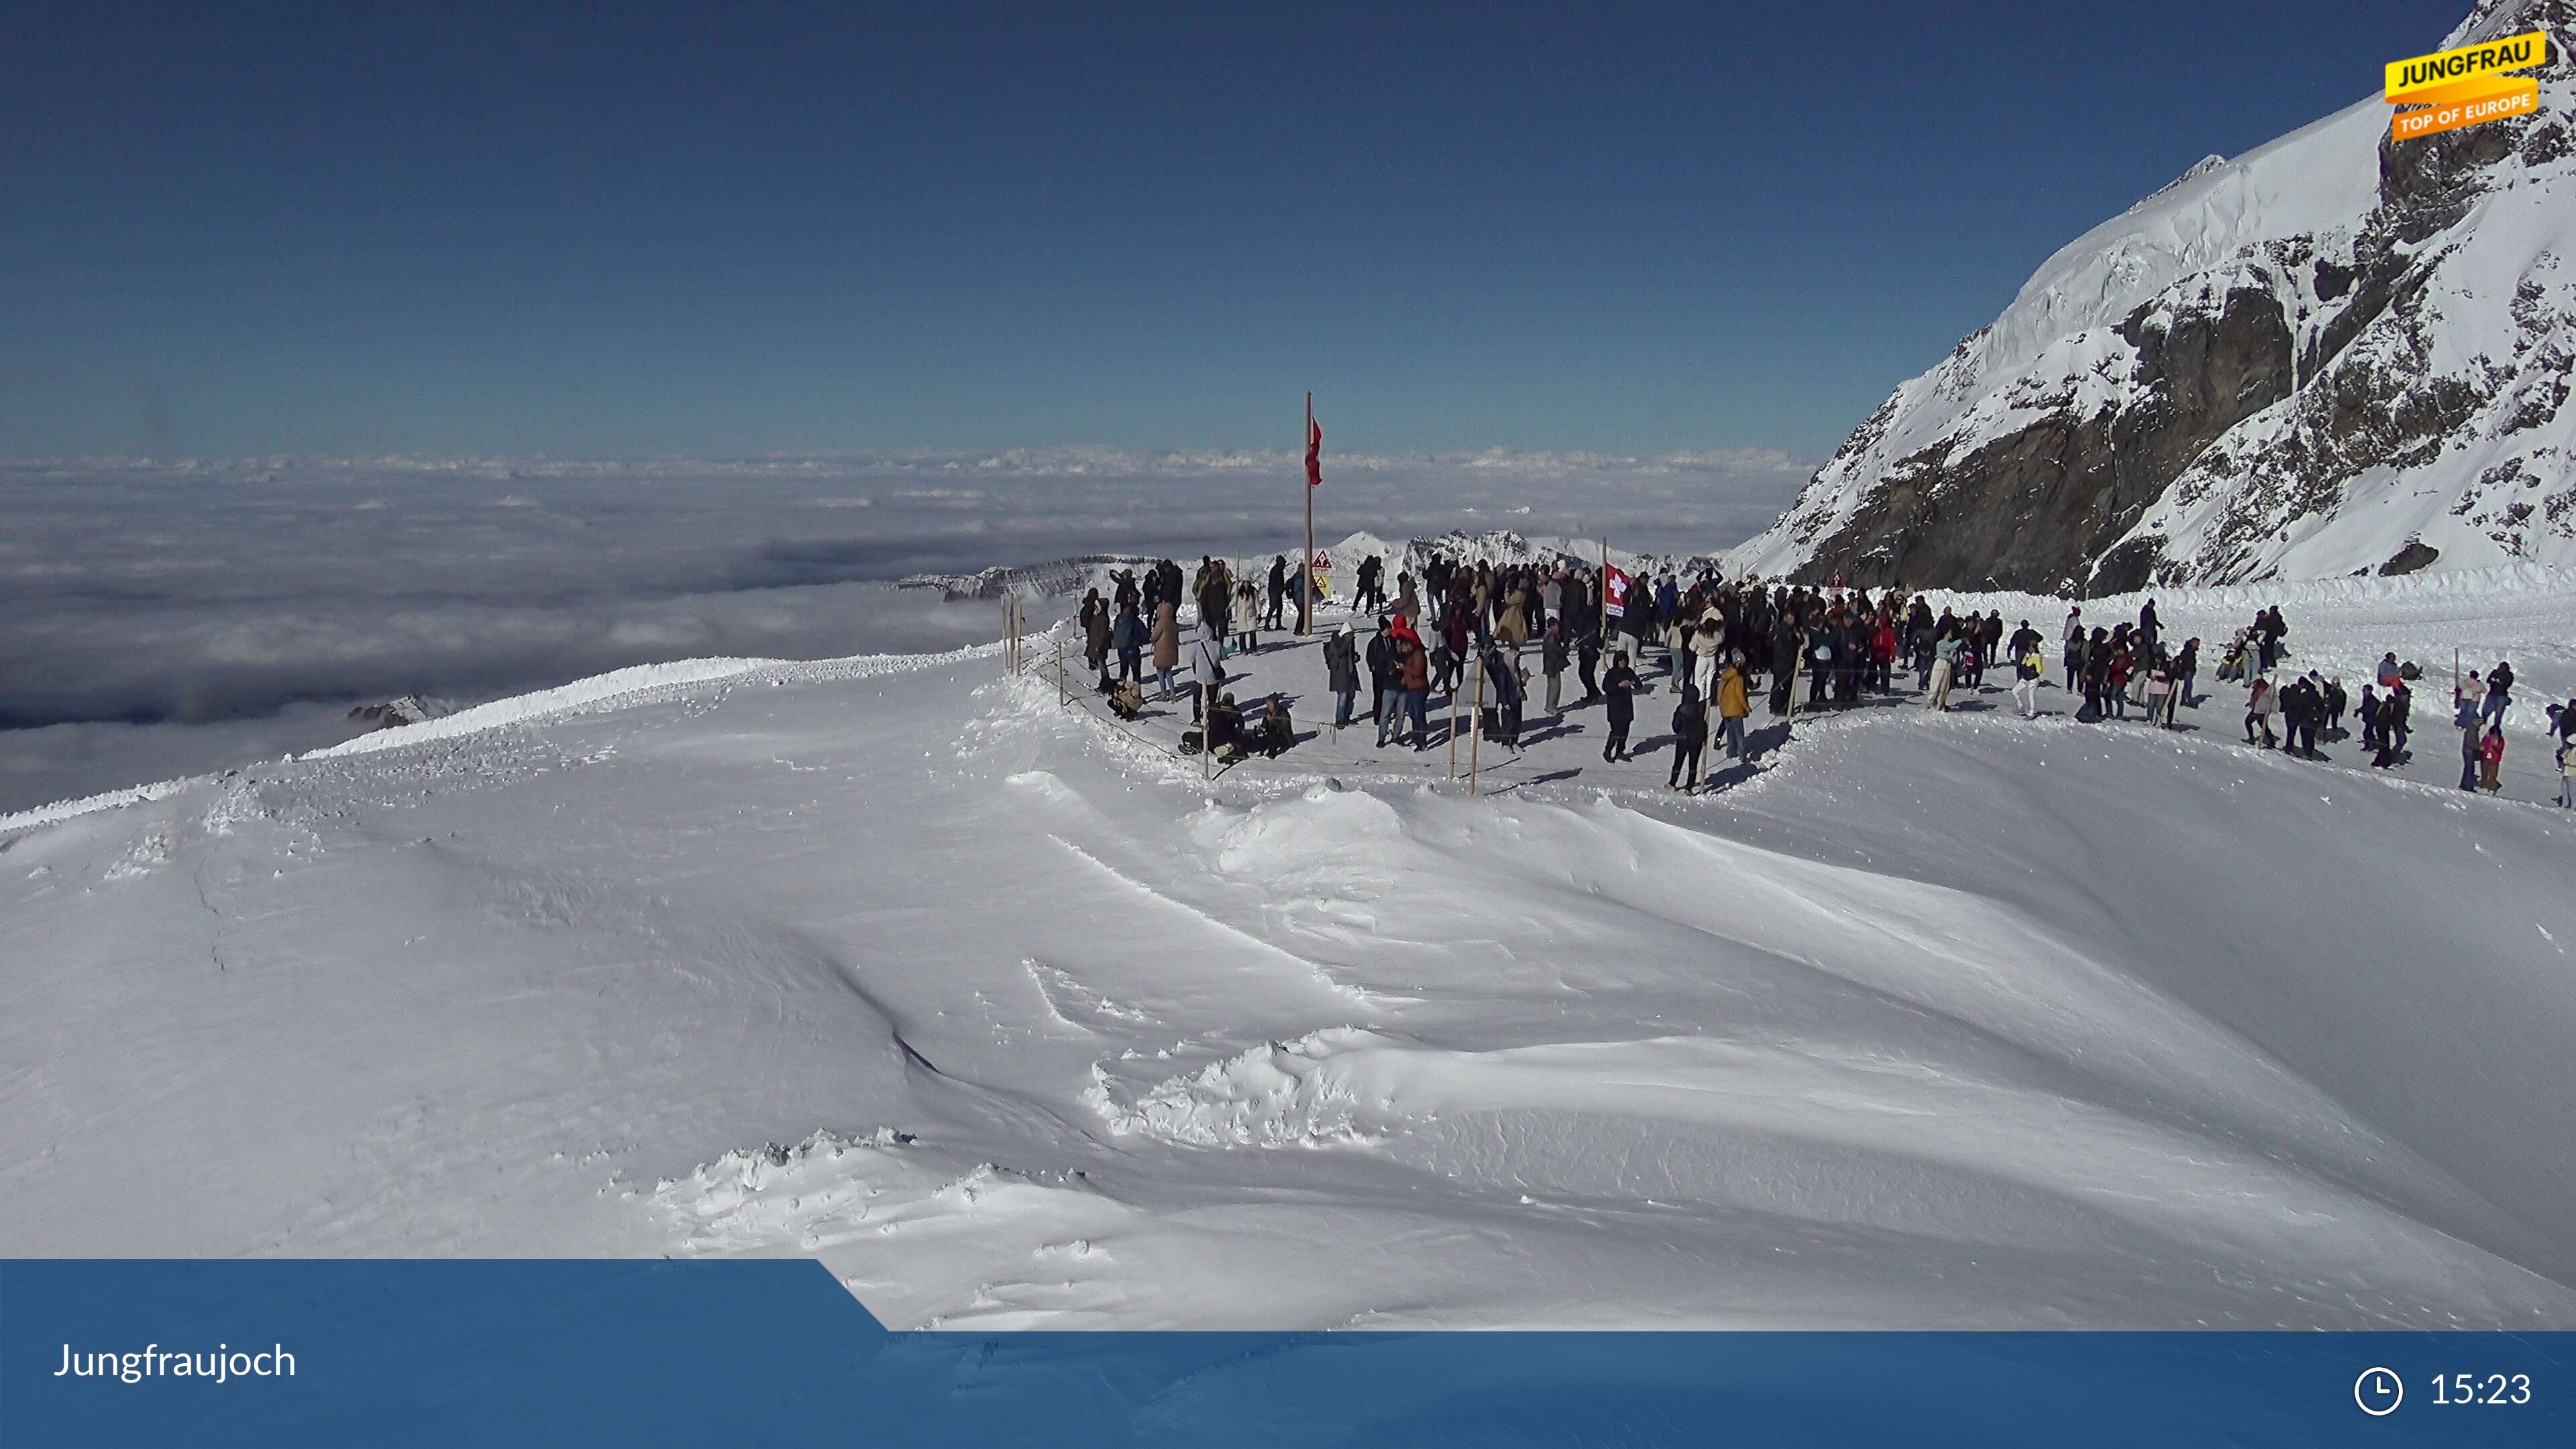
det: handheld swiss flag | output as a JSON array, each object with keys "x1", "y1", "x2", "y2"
[
  {"x1": 1305, "y1": 417, "x2": 1323, "y2": 489},
  {"x1": 1604, "y1": 565, "x2": 1631, "y2": 618}
]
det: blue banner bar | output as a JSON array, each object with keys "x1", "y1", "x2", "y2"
[{"x1": 6, "y1": 1260, "x2": 2569, "y2": 1446}]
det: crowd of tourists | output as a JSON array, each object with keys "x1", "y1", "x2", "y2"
[{"x1": 1064, "y1": 551, "x2": 2575, "y2": 804}]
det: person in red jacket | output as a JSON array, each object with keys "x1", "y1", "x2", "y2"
[
  {"x1": 1868, "y1": 614, "x2": 1897, "y2": 694},
  {"x1": 1397, "y1": 635, "x2": 1434, "y2": 750}
]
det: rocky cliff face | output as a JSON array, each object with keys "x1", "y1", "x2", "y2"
[{"x1": 1731, "y1": 0, "x2": 2576, "y2": 592}]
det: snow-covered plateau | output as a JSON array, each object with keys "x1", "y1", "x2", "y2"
[
  {"x1": 1733, "y1": 0, "x2": 2576, "y2": 592},
  {"x1": 4, "y1": 568, "x2": 2571, "y2": 1330}
]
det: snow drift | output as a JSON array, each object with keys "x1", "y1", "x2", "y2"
[{"x1": 5, "y1": 572, "x2": 2572, "y2": 1329}]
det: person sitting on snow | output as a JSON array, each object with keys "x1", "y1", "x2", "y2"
[
  {"x1": 1205, "y1": 693, "x2": 1247, "y2": 762},
  {"x1": 1108, "y1": 678, "x2": 1145, "y2": 720},
  {"x1": 1253, "y1": 694, "x2": 1294, "y2": 757}
]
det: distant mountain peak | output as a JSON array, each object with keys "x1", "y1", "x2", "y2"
[
  {"x1": 2131, "y1": 154, "x2": 2231, "y2": 213},
  {"x1": 1728, "y1": 1, "x2": 2576, "y2": 592}
]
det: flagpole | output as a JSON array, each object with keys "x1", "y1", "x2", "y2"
[
  {"x1": 1301, "y1": 390, "x2": 1316, "y2": 636},
  {"x1": 1599, "y1": 537, "x2": 1609, "y2": 641}
]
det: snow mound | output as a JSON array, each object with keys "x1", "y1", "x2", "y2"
[
  {"x1": 1193, "y1": 784, "x2": 1409, "y2": 877},
  {"x1": 1086, "y1": 1028, "x2": 1394, "y2": 1148},
  {"x1": 308, "y1": 645, "x2": 997, "y2": 759}
]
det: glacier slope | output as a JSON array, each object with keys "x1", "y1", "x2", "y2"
[{"x1": 1, "y1": 598, "x2": 2572, "y2": 1328}]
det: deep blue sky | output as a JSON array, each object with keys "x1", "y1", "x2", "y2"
[{"x1": 3, "y1": 1, "x2": 2451, "y2": 460}]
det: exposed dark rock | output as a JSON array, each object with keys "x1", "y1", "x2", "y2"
[
  {"x1": 2379, "y1": 539, "x2": 2443, "y2": 574},
  {"x1": 1786, "y1": 285, "x2": 2294, "y2": 592},
  {"x1": 346, "y1": 695, "x2": 458, "y2": 732}
]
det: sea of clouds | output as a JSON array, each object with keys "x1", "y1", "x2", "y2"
[{"x1": 0, "y1": 448, "x2": 1805, "y2": 811}]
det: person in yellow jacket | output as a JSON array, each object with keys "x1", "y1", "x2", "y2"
[{"x1": 1717, "y1": 653, "x2": 1754, "y2": 762}]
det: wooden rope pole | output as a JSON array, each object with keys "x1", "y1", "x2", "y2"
[
  {"x1": 1447, "y1": 649, "x2": 1460, "y2": 781},
  {"x1": 1787, "y1": 627, "x2": 1803, "y2": 723},
  {"x1": 1468, "y1": 653, "x2": 1485, "y2": 796}
]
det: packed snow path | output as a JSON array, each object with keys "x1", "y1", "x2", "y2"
[{"x1": 3, "y1": 577, "x2": 2572, "y2": 1329}]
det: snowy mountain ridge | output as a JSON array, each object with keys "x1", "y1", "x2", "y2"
[{"x1": 1731, "y1": 0, "x2": 2576, "y2": 592}]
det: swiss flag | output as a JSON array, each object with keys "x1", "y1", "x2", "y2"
[
  {"x1": 1305, "y1": 417, "x2": 1323, "y2": 488},
  {"x1": 1603, "y1": 566, "x2": 1631, "y2": 618}
]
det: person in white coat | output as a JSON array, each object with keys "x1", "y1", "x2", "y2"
[
  {"x1": 2244, "y1": 673, "x2": 2280, "y2": 749},
  {"x1": 1926, "y1": 632, "x2": 1960, "y2": 712},
  {"x1": 1190, "y1": 628, "x2": 1226, "y2": 724},
  {"x1": 1686, "y1": 614, "x2": 1723, "y2": 700}
]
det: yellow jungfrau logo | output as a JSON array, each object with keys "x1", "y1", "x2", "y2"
[{"x1": 2385, "y1": 30, "x2": 2548, "y2": 142}]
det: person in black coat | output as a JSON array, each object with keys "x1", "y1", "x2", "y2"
[
  {"x1": 1602, "y1": 653, "x2": 1640, "y2": 761},
  {"x1": 2373, "y1": 682, "x2": 2412, "y2": 767},
  {"x1": 2282, "y1": 675, "x2": 2321, "y2": 757},
  {"x1": 1078, "y1": 589, "x2": 1112, "y2": 690},
  {"x1": 1482, "y1": 643, "x2": 1525, "y2": 748},
  {"x1": 2081, "y1": 629, "x2": 2111, "y2": 719},
  {"x1": 1540, "y1": 619, "x2": 1570, "y2": 714},
  {"x1": 2484, "y1": 660, "x2": 2516, "y2": 728},
  {"x1": 1364, "y1": 623, "x2": 1394, "y2": 725},
  {"x1": 1769, "y1": 614, "x2": 1802, "y2": 714},
  {"x1": 1668, "y1": 685, "x2": 1709, "y2": 792}
]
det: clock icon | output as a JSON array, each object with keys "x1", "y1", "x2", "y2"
[{"x1": 2356, "y1": 1366, "x2": 2404, "y2": 1416}]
